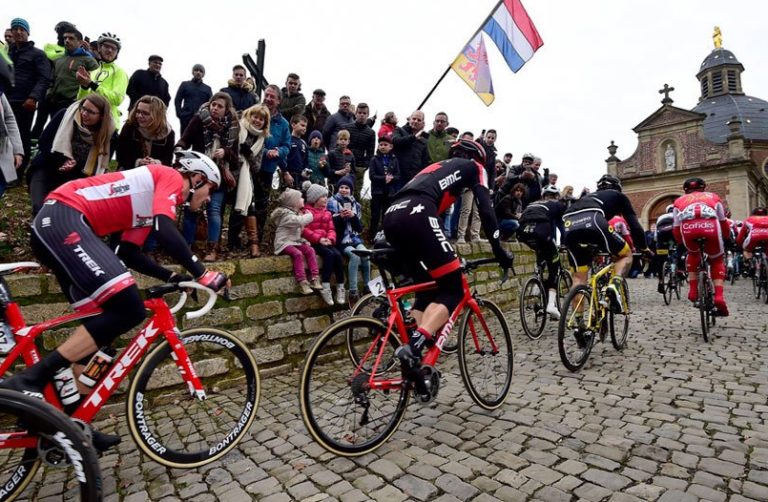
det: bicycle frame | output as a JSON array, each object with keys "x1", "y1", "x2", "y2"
[{"x1": 583, "y1": 260, "x2": 616, "y2": 330}]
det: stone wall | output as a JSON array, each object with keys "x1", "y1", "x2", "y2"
[{"x1": 6, "y1": 242, "x2": 533, "y2": 383}]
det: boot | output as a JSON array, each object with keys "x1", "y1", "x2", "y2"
[
  {"x1": 203, "y1": 242, "x2": 219, "y2": 262},
  {"x1": 246, "y1": 216, "x2": 261, "y2": 258}
]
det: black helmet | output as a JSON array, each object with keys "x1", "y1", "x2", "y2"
[
  {"x1": 448, "y1": 139, "x2": 487, "y2": 165},
  {"x1": 596, "y1": 174, "x2": 622, "y2": 192},
  {"x1": 752, "y1": 207, "x2": 767, "y2": 216},
  {"x1": 0, "y1": 51, "x2": 13, "y2": 91},
  {"x1": 683, "y1": 177, "x2": 706, "y2": 193}
]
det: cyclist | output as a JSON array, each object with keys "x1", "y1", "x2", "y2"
[
  {"x1": 562, "y1": 174, "x2": 649, "y2": 310},
  {"x1": 654, "y1": 204, "x2": 685, "y2": 293},
  {"x1": 736, "y1": 207, "x2": 768, "y2": 263},
  {"x1": 382, "y1": 139, "x2": 513, "y2": 368},
  {"x1": 672, "y1": 177, "x2": 730, "y2": 316},
  {"x1": 516, "y1": 184, "x2": 566, "y2": 319},
  {"x1": 0, "y1": 151, "x2": 229, "y2": 450}
]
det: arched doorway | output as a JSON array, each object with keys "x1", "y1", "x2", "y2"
[{"x1": 648, "y1": 195, "x2": 679, "y2": 228}]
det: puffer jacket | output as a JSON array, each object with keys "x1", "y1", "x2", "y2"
[
  {"x1": 302, "y1": 204, "x2": 336, "y2": 245},
  {"x1": 270, "y1": 206, "x2": 313, "y2": 254},
  {"x1": 7, "y1": 41, "x2": 51, "y2": 104}
]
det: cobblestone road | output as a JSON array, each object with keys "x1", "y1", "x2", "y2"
[{"x1": 28, "y1": 278, "x2": 768, "y2": 501}]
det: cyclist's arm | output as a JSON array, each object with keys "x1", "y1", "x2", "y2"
[
  {"x1": 736, "y1": 222, "x2": 748, "y2": 246},
  {"x1": 471, "y1": 184, "x2": 503, "y2": 254},
  {"x1": 115, "y1": 240, "x2": 176, "y2": 282},
  {"x1": 122, "y1": 215, "x2": 206, "y2": 279}
]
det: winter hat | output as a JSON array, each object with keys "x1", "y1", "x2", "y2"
[
  {"x1": 379, "y1": 134, "x2": 393, "y2": 144},
  {"x1": 278, "y1": 188, "x2": 302, "y2": 208},
  {"x1": 192, "y1": 63, "x2": 205, "y2": 73},
  {"x1": 337, "y1": 175, "x2": 355, "y2": 191},
  {"x1": 306, "y1": 184, "x2": 328, "y2": 204},
  {"x1": 308, "y1": 130, "x2": 322, "y2": 143},
  {"x1": 11, "y1": 18, "x2": 30, "y2": 34}
]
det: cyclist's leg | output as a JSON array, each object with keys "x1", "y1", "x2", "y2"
[
  {"x1": 536, "y1": 229, "x2": 560, "y2": 316},
  {"x1": 705, "y1": 238, "x2": 728, "y2": 314}
]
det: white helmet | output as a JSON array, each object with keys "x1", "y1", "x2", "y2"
[
  {"x1": 175, "y1": 151, "x2": 221, "y2": 188},
  {"x1": 97, "y1": 32, "x2": 122, "y2": 51},
  {"x1": 542, "y1": 185, "x2": 560, "y2": 197}
]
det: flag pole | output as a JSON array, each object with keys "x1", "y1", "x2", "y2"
[{"x1": 417, "y1": 0, "x2": 504, "y2": 110}]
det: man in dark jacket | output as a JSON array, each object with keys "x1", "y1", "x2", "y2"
[
  {"x1": 322, "y1": 95, "x2": 354, "y2": 149},
  {"x1": 279, "y1": 73, "x2": 305, "y2": 120},
  {"x1": 126, "y1": 55, "x2": 171, "y2": 110},
  {"x1": 392, "y1": 110, "x2": 429, "y2": 189},
  {"x1": 347, "y1": 102, "x2": 375, "y2": 199},
  {"x1": 481, "y1": 129, "x2": 498, "y2": 186},
  {"x1": 220, "y1": 65, "x2": 256, "y2": 113},
  {"x1": 7, "y1": 17, "x2": 51, "y2": 174},
  {"x1": 174, "y1": 64, "x2": 211, "y2": 134},
  {"x1": 303, "y1": 88, "x2": 330, "y2": 140},
  {"x1": 500, "y1": 152, "x2": 548, "y2": 207}
]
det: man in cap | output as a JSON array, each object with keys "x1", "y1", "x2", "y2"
[
  {"x1": 126, "y1": 55, "x2": 170, "y2": 110},
  {"x1": 303, "y1": 88, "x2": 330, "y2": 140},
  {"x1": 174, "y1": 64, "x2": 212, "y2": 133}
]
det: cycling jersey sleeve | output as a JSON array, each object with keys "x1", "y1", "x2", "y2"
[
  {"x1": 471, "y1": 183, "x2": 503, "y2": 252},
  {"x1": 152, "y1": 215, "x2": 206, "y2": 278},
  {"x1": 115, "y1": 241, "x2": 175, "y2": 282},
  {"x1": 620, "y1": 194, "x2": 647, "y2": 249}
]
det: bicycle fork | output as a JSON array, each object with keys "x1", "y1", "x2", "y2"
[{"x1": 166, "y1": 329, "x2": 207, "y2": 400}]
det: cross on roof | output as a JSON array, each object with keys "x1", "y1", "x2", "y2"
[{"x1": 659, "y1": 83, "x2": 675, "y2": 104}]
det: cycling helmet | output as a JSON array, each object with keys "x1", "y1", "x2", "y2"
[
  {"x1": 683, "y1": 177, "x2": 706, "y2": 193},
  {"x1": 752, "y1": 207, "x2": 767, "y2": 216},
  {"x1": 97, "y1": 32, "x2": 121, "y2": 51},
  {"x1": 448, "y1": 139, "x2": 487, "y2": 166},
  {"x1": 596, "y1": 174, "x2": 622, "y2": 192},
  {"x1": 665, "y1": 204, "x2": 674, "y2": 213},
  {"x1": 175, "y1": 151, "x2": 221, "y2": 189},
  {"x1": 0, "y1": 51, "x2": 13, "y2": 90},
  {"x1": 542, "y1": 185, "x2": 560, "y2": 197}
]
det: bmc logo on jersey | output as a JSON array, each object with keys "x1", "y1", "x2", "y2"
[
  {"x1": 108, "y1": 183, "x2": 131, "y2": 196},
  {"x1": 438, "y1": 170, "x2": 462, "y2": 190},
  {"x1": 682, "y1": 220, "x2": 715, "y2": 231}
]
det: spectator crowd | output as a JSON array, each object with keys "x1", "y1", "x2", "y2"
[{"x1": 1, "y1": 16, "x2": 594, "y2": 307}]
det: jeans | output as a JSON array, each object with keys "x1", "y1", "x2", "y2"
[
  {"x1": 343, "y1": 243, "x2": 371, "y2": 293},
  {"x1": 182, "y1": 188, "x2": 226, "y2": 244},
  {"x1": 499, "y1": 219, "x2": 520, "y2": 235}
]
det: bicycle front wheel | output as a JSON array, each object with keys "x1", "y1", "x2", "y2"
[
  {"x1": 300, "y1": 317, "x2": 409, "y2": 456},
  {"x1": 458, "y1": 299, "x2": 514, "y2": 410},
  {"x1": 520, "y1": 277, "x2": 547, "y2": 340},
  {"x1": 609, "y1": 276, "x2": 630, "y2": 350},
  {"x1": 558, "y1": 285, "x2": 595, "y2": 372},
  {"x1": 127, "y1": 328, "x2": 260, "y2": 468},
  {"x1": 0, "y1": 389, "x2": 102, "y2": 502}
]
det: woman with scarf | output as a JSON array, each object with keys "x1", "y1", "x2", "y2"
[
  {"x1": 176, "y1": 92, "x2": 239, "y2": 261},
  {"x1": 116, "y1": 95, "x2": 175, "y2": 170},
  {"x1": 27, "y1": 94, "x2": 114, "y2": 215},
  {"x1": 235, "y1": 104, "x2": 270, "y2": 257}
]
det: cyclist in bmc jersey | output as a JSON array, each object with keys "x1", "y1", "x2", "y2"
[
  {"x1": 516, "y1": 185, "x2": 566, "y2": 318},
  {"x1": 1, "y1": 151, "x2": 229, "y2": 450},
  {"x1": 672, "y1": 177, "x2": 730, "y2": 316},
  {"x1": 736, "y1": 207, "x2": 768, "y2": 260},
  {"x1": 654, "y1": 204, "x2": 685, "y2": 293},
  {"x1": 383, "y1": 140, "x2": 513, "y2": 367},
  {"x1": 562, "y1": 174, "x2": 650, "y2": 309}
]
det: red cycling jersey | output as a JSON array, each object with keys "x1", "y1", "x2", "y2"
[
  {"x1": 608, "y1": 215, "x2": 634, "y2": 250},
  {"x1": 47, "y1": 165, "x2": 183, "y2": 246},
  {"x1": 737, "y1": 215, "x2": 768, "y2": 252},
  {"x1": 672, "y1": 191, "x2": 729, "y2": 281}
]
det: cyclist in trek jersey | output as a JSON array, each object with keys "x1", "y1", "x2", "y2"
[
  {"x1": 1, "y1": 151, "x2": 229, "y2": 450},
  {"x1": 383, "y1": 139, "x2": 513, "y2": 368},
  {"x1": 562, "y1": 174, "x2": 650, "y2": 310}
]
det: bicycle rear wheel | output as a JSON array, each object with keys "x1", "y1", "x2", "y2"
[
  {"x1": 662, "y1": 262, "x2": 673, "y2": 305},
  {"x1": 558, "y1": 285, "x2": 595, "y2": 372},
  {"x1": 348, "y1": 294, "x2": 401, "y2": 371},
  {"x1": 520, "y1": 277, "x2": 546, "y2": 340},
  {"x1": 458, "y1": 299, "x2": 513, "y2": 410},
  {"x1": 609, "y1": 277, "x2": 630, "y2": 350},
  {"x1": 300, "y1": 317, "x2": 409, "y2": 456},
  {"x1": 0, "y1": 389, "x2": 102, "y2": 502},
  {"x1": 127, "y1": 328, "x2": 260, "y2": 468},
  {"x1": 698, "y1": 272, "x2": 711, "y2": 343}
]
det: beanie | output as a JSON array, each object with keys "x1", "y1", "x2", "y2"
[
  {"x1": 308, "y1": 130, "x2": 322, "y2": 143},
  {"x1": 337, "y1": 175, "x2": 355, "y2": 191},
  {"x1": 192, "y1": 63, "x2": 205, "y2": 73},
  {"x1": 306, "y1": 184, "x2": 329, "y2": 204},
  {"x1": 278, "y1": 188, "x2": 302, "y2": 208},
  {"x1": 11, "y1": 18, "x2": 30, "y2": 34}
]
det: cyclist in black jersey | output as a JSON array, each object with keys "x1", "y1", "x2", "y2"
[
  {"x1": 562, "y1": 174, "x2": 650, "y2": 309},
  {"x1": 383, "y1": 139, "x2": 513, "y2": 367},
  {"x1": 517, "y1": 185, "x2": 566, "y2": 318}
]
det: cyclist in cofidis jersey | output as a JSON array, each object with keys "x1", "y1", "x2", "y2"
[
  {"x1": 382, "y1": 139, "x2": 513, "y2": 369},
  {"x1": 736, "y1": 207, "x2": 768, "y2": 262},
  {"x1": 562, "y1": 174, "x2": 650, "y2": 311},
  {"x1": 0, "y1": 151, "x2": 229, "y2": 451},
  {"x1": 672, "y1": 177, "x2": 731, "y2": 316}
]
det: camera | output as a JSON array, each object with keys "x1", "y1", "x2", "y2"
[{"x1": 302, "y1": 168, "x2": 312, "y2": 178}]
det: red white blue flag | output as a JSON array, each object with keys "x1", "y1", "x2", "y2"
[{"x1": 482, "y1": 0, "x2": 544, "y2": 73}]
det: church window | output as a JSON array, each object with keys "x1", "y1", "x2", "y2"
[
  {"x1": 712, "y1": 72, "x2": 723, "y2": 94},
  {"x1": 701, "y1": 78, "x2": 709, "y2": 98},
  {"x1": 727, "y1": 70, "x2": 738, "y2": 92}
]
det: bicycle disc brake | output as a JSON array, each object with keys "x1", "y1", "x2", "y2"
[{"x1": 350, "y1": 373, "x2": 371, "y2": 426}]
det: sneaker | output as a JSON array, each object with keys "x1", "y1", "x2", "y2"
[
  {"x1": 310, "y1": 277, "x2": 323, "y2": 290},
  {"x1": 657, "y1": 283, "x2": 665, "y2": 294},
  {"x1": 335, "y1": 284, "x2": 346, "y2": 305},
  {"x1": 320, "y1": 286, "x2": 334, "y2": 306},
  {"x1": 299, "y1": 280, "x2": 313, "y2": 295}
]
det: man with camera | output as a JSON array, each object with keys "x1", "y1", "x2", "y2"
[{"x1": 499, "y1": 152, "x2": 549, "y2": 207}]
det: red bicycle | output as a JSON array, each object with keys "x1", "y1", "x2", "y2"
[
  {"x1": 0, "y1": 262, "x2": 260, "y2": 501},
  {"x1": 299, "y1": 249, "x2": 513, "y2": 456}
]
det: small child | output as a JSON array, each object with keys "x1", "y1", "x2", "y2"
[
  {"x1": 328, "y1": 175, "x2": 371, "y2": 305},
  {"x1": 378, "y1": 111, "x2": 397, "y2": 139},
  {"x1": 269, "y1": 188, "x2": 322, "y2": 294},
  {"x1": 368, "y1": 135, "x2": 400, "y2": 239},
  {"x1": 306, "y1": 130, "x2": 328, "y2": 186},
  {"x1": 303, "y1": 183, "x2": 347, "y2": 305},
  {"x1": 326, "y1": 129, "x2": 355, "y2": 189},
  {"x1": 284, "y1": 114, "x2": 308, "y2": 189}
]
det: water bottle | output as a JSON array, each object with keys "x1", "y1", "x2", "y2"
[
  {"x1": 79, "y1": 347, "x2": 116, "y2": 387},
  {"x1": 0, "y1": 320, "x2": 15, "y2": 354},
  {"x1": 53, "y1": 368, "x2": 80, "y2": 406}
]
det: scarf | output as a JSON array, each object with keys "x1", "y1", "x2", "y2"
[
  {"x1": 137, "y1": 123, "x2": 170, "y2": 158},
  {"x1": 51, "y1": 101, "x2": 114, "y2": 176},
  {"x1": 198, "y1": 104, "x2": 238, "y2": 160},
  {"x1": 233, "y1": 117, "x2": 267, "y2": 213}
]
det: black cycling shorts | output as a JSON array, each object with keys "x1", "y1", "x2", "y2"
[
  {"x1": 563, "y1": 209, "x2": 630, "y2": 270},
  {"x1": 31, "y1": 200, "x2": 136, "y2": 311},
  {"x1": 517, "y1": 222, "x2": 557, "y2": 259}
]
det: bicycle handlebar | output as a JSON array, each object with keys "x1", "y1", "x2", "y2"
[
  {"x1": 169, "y1": 282, "x2": 217, "y2": 320},
  {"x1": 461, "y1": 257, "x2": 515, "y2": 283}
]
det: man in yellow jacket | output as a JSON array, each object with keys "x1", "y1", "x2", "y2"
[{"x1": 76, "y1": 33, "x2": 127, "y2": 130}]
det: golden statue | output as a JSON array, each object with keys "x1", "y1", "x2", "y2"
[{"x1": 713, "y1": 26, "x2": 722, "y2": 49}]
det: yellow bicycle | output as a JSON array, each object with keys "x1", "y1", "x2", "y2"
[{"x1": 557, "y1": 252, "x2": 631, "y2": 372}]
